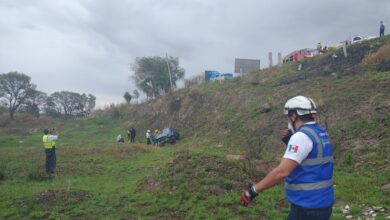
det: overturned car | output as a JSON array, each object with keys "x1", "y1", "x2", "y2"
[{"x1": 154, "y1": 128, "x2": 180, "y2": 146}]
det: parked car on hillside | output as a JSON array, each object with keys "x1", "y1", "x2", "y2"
[{"x1": 155, "y1": 128, "x2": 180, "y2": 146}]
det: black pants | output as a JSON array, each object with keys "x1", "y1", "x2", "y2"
[
  {"x1": 130, "y1": 136, "x2": 135, "y2": 143},
  {"x1": 45, "y1": 147, "x2": 56, "y2": 174},
  {"x1": 287, "y1": 203, "x2": 332, "y2": 220}
]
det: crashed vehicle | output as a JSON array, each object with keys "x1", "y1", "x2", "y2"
[{"x1": 154, "y1": 128, "x2": 180, "y2": 146}]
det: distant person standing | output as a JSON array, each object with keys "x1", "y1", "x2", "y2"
[
  {"x1": 42, "y1": 128, "x2": 59, "y2": 177},
  {"x1": 146, "y1": 130, "x2": 151, "y2": 145},
  {"x1": 130, "y1": 127, "x2": 136, "y2": 143},
  {"x1": 317, "y1": 42, "x2": 322, "y2": 54},
  {"x1": 380, "y1": 21, "x2": 385, "y2": 37}
]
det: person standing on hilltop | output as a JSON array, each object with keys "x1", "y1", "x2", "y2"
[
  {"x1": 42, "y1": 128, "x2": 59, "y2": 177},
  {"x1": 241, "y1": 96, "x2": 334, "y2": 220},
  {"x1": 380, "y1": 20, "x2": 385, "y2": 37}
]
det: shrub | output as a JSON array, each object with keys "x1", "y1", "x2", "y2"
[
  {"x1": 221, "y1": 179, "x2": 233, "y2": 190},
  {"x1": 378, "y1": 59, "x2": 390, "y2": 71},
  {"x1": 363, "y1": 43, "x2": 390, "y2": 64},
  {"x1": 0, "y1": 170, "x2": 4, "y2": 181},
  {"x1": 344, "y1": 150, "x2": 354, "y2": 166}
]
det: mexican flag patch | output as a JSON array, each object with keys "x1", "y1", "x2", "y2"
[{"x1": 288, "y1": 145, "x2": 299, "y2": 153}]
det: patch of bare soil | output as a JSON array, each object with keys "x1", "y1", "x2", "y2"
[{"x1": 36, "y1": 189, "x2": 92, "y2": 206}]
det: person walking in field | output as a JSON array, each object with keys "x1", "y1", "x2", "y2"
[
  {"x1": 241, "y1": 96, "x2": 334, "y2": 220},
  {"x1": 42, "y1": 128, "x2": 59, "y2": 177}
]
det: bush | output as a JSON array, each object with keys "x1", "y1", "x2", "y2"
[
  {"x1": 344, "y1": 150, "x2": 354, "y2": 166},
  {"x1": 378, "y1": 59, "x2": 390, "y2": 71},
  {"x1": 0, "y1": 170, "x2": 5, "y2": 181},
  {"x1": 221, "y1": 179, "x2": 233, "y2": 190},
  {"x1": 363, "y1": 43, "x2": 390, "y2": 65},
  {"x1": 323, "y1": 66, "x2": 333, "y2": 75}
]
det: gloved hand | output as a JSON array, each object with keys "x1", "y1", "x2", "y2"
[
  {"x1": 281, "y1": 129, "x2": 293, "y2": 145},
  {"x1": 241, "y1": 184, "x2": 258, "y2": 206}
]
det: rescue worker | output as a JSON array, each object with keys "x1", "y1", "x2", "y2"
[
  {"x1": 146, "y1": 130, "x2": 151, "y2": 145},
  {"x1": 241, "y1": 96, "x2": 334, "y2": 220},
  {"x1": 130, "y1": 127, "x2": 136, "y2": 143},
  {"x1": 152, "y1": 129, "x2": 160, "y2": 144},
  {"x1": 317, "y1": 42, "x2": 322, "y2": 54},
  {"x1": 127, "y1": 128, "x2": 131, "y2": 142},
  {"x1": 380, "y1": 21, "x2": 385, "y2": 37},
  {"x1": 42, "y1": 128, "x2": 59, "y2": 176},
  {"x1": 116, "y1": 134, "x2": 124, "y2": 143}
]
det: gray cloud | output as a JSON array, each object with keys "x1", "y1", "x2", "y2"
[{"x1": 1, "y1": 0, "x2": 389, "y2": 107}]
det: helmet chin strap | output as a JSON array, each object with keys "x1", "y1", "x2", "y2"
[{"x1": 288, "y1": 115, "x2": 298, "y2": 133}]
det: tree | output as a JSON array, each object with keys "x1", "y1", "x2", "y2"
[
  {"x1": 133, "y1": 89, "x2": 140, "y2": 103},
  {"x1": 20, "y1": 89, "x2": 48, "y2": 117},
  {"x1": 123, "y1": 91, "x2": 132, "y2": 104},
  {"x1": 0, "y1": 72, "x2": 35, "y2": 119},
  {"x1": 131, "y1": 56, "x2": 185, "y2": 98},
  {"x1": 83, "y1": 94, "x2": 96, "y2": 116},
  {"x1": 49, "y1": 91, "x2": 81, "y2": 116},
  {"x1": 46, "y1": 91, "x2": 95, "y2": 117}
]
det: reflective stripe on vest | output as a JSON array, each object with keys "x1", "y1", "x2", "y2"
[
  {"x1": 43, "y1": 135, "x2": 53, "y2": 149},
  {"x1": 285, "y1": 179, "x2": 333, "y2": 191}
]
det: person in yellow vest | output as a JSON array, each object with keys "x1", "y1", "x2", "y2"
[
  {"x1": 42, "y1": 128, "x2": 58, "y2": 176},
  {"x1": 317, "y1": 42, "x2": 322, "y2": 54}
]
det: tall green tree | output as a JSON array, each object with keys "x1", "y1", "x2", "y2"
[
  {"x1": 123, "y1": 91, "x2": 132, "y2": 104},
  {"x1": 0, "y1": 72, "x2": 35, "y2": 119},
  {"x1": 131, "y1": 56, "x2": 185, "y2": 98}
]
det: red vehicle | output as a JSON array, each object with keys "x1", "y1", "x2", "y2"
[{"x1": 283, "y1": 48, "x2": 318, "y2": 63}]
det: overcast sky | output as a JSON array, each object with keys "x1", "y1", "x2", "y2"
[{"x1": 1, "y1": 0, "x2": 389, "y2": 107}]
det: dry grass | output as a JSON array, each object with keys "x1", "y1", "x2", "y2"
[{"x1": 363, "y1": 43, "x2": 390, "y2": 64}]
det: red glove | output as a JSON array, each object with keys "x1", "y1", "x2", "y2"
[
  {"x1": 240, "y1": 184, "x2": 258, "y2": 206},
  {"x1": 281, "y1": 129, "x2": 293, "y2": 145}
]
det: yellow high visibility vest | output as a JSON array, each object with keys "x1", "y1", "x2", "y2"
[{"x1": 43, "y1": 135, "x2": 53, "y2": 149}]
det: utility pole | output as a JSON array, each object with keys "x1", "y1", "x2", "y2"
[
  {"x1": 166, "y1": 53, "x2": 173, "y2": 91},
  {"x1": 268, "y1": 52, "x2": 273, "y2": 68}
]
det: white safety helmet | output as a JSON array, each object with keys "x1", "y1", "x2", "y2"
[
  {"x1": 284, "y1": 96, "x2": 317, "y2": 116},
  {"x1": 147, "y1": 130, "x2": 151, "y2": 133}
]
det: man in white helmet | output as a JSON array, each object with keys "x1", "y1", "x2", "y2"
[{"x1": 241, "y1": 96, "x2": 334, "y2": 220}]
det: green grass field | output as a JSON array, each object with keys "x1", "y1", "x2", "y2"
[{"x1": 0, "y1": 118, "x2": 389, "y2": 219}]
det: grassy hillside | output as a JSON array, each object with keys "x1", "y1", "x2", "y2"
[{"x1": 1, "y1": 36, "x2": 390, "y2": 219}]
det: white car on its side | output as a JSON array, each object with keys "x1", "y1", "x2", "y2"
[{"x1": 351, "y1": 36, "x2": 364, "y2": 44}]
